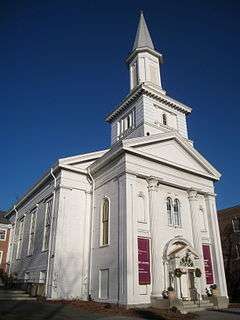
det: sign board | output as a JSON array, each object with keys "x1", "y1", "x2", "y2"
[
  {"x1": 138, "y1": 237, "x2": 151, "y2": 285},
  {"x1": 202, "y1": 244, "x2": 214, "y2": 284}
]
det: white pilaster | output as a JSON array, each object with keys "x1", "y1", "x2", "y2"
[
  {"x1": 188, "y1": 189, "x2": 205, "y2": 296},
  {"x1": 147, "y1": 177, "x2": 164, "y2": 297},
  {"x1": 204, "y1": 194, "x2": 228, "y2": 297}
]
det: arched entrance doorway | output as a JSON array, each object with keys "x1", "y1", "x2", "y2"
[{"x1": 163, "y1": 237, "x2": 202, "y2": 301}]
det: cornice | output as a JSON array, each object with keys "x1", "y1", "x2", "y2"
[
  {"x1": 105, "y1": 83, "x2": 192, "y2": 123},
  {"x1": 126, "y1": 46, "x2": 163, "y2": 64}
]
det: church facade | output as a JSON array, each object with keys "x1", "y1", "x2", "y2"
[{"x1": 7, "y1": 13, "x2": 228, "y2": 308}]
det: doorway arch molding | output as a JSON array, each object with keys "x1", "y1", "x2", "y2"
[{"x1": 163, "y1": 236, "x2": 198, "y2": 262}]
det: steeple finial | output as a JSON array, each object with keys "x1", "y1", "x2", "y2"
[{"x1": 132, "y1": 11, "x2": 154, "y2": 51}]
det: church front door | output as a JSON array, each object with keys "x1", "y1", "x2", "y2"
[{"x1": 188, "y1": 270, "x2": 196, "y2": 300}]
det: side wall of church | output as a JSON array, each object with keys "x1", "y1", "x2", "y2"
[
  {"x1": 8, "y1": 173, "x2": 61, "y2": 284},
  {"x1": 90, "y1": 155, "x2": 128, "y2": 304},
  {"x1": 50, "y1": 169, "x2": 92, "y2": 300}
]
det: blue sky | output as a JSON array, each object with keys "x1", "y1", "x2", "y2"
[{"x1": 1, "y1": 0, "x2": 239, "y2": 210}]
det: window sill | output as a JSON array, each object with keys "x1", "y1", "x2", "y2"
[
  {"x1": 168, "y1": 224, "x2": 182, "y2": 229},
  {"x1": 99, "y1": 244, "x2": 110, "y2": 248}
]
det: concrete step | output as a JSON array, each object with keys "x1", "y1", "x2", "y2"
[
  {"x1": 0, "y1": 297, "x2": 36, "y2": 301},
  {"x1": 179, "y1": 302, "x2": 214, "y2": 313},
  {"x1": 0, "y1": 290, "x2": 28, "y2": 294},
  {"x1": 0, "y1": 289, "x2": 36, "y2": 300}
]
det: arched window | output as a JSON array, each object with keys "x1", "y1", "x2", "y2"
[
  {"x1": 167, "y1": 197, "x2": 173, "y2": 226},
  {"x1": 102, "y1": 198, "x2": 109, "y2": 246},
  {"x1": 162, "y1": 113, "x2": 167, "y2": 125},
  {"x1": 173, "y1": 199, "x2": 181, "y2": 226}
]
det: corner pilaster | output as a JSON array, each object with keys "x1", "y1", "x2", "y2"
[{"x1": 204, "y1": 193, "x2": 228, "y2": 298}]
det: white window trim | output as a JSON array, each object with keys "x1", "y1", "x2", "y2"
[
  {"x1": 117, "y1": 108, "x2": 135, "y2": 139},
  {"x1": 166, "y1": 197, "x2": 173, "y2": 226},
  {"x1": 99, "y1": 197, "x2": 110, "y2": 248},
  {"x1": 137, "y1": 192, "x2": 147, "y2": 224},
  {"x1": 173, "y1": 198, "x2": 182, "y2": 227},
  {"x1": 0, "y1": 228, "x2": 7, "y2": 241},
  {"x1": 27, "y1": 208, "x2": 37, "y2": 256},
  {"x1": 98, "y1": 268, "x2": 109, "y2": 299},
  {"x1": 16, "y1": 217, "x2": 25, "y2": 260},
  {"x1": 166, "y1": 196, "x2": 182, "y2": 228},
  {"x1": 42, "y1": 197, "x2": 53, "y2": 252}
]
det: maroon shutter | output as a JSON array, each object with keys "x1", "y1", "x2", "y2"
[
  {"x1": 138, "y1": 238, "x2": 151, "y2": 285},
  {"x1": 202, "y1": 245, "x2": 214, "y2": 284}
]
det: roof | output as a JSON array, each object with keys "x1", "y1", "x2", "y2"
[
  {"x1": 218, "y1": 204, "x2": 240, "y2": 214},
  {"x1": 106, "y1": 83, "x2": 192, "y2": 123},
  {"x1": 6, "y1": 149, "x2": 107, "y2": 217},
  {"x1": 0, "y1": 211, "x2": 10, "y2": 225},
  {"x1": 132, "y1": 12, "x2": 154, "y2": 51}
]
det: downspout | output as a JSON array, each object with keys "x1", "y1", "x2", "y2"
[
  {"x1": 87, "y1": 167, "x2": 95, "y2": 300},
  {"x1": 8, "y1": 205, "x2": 18, "y2": 276},
  {"x1": 45, "y1": 168, "x2": 57, "y2": 298}
]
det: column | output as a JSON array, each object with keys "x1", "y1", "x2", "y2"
[
  {"x1": 188, "y1": 189, "x2": 205, "y2": 296},
  {"x1": 188, "y1": 190, "x2": 202, "y2": 255},
  {"x1": 147, "y1": 177, "x2": 163, "y2": 297},
  {"x1": 205, "y1": 193, "x2": 228, "y2": 297}
]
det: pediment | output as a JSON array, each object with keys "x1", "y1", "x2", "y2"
[
  {"x1": 58, "y1": 149, "x2": 108, "y2": 170},
  {"x1": 123, "y1": 133, "x2": 220, "y2": 180}
]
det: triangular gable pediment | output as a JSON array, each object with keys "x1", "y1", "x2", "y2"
[
  {"x1": 123, "y1": 133, "x2": 220, "y2": 180},
  {"x1": 58, "y1": 149, "x2": 108, "y2": 171}
]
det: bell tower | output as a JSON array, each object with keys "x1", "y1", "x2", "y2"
[
  {"x1": 126, "y1": 12, "x2": 164, "y2": 93},
  {"x1": 106, "y1": 12, "x2": 191, "y2": 145}
]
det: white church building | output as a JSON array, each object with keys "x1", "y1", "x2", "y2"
[{"x1": 6, "y1": 13, "x2": 228, "y2": 310}]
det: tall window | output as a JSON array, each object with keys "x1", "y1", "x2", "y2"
[
  {"x1": 101, "y1": 198, "x2": 109, "y2": 246},
  {"x1": 173, "y1": 199, "x2": 181, "y2": 226},
  {"x1": 167, "y1": 197, "x2": 173, "y2": 226},
  {"x1": 117, "y1": 109, "x2": 135, "y2": 139},
  {"x1": 28, "y1": 209, "x2": 37, "y2": 256},
  {"x1": 16, "y1": 217, "x2": 24, "y2": 259},
  {"x1": 162, "y1": 113, "x2": 167, "y2": 125},
  {"x1": 167, "y1": 197, "x2": 181, "y2": 227},
  {"x1": 43, "y1": 198, "x2": 53, "y2": 251}
]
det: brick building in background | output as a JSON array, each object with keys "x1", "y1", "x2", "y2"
[
  {"x1": 0, "y1": 211, "x2": 12, "y2": 272},
  {"x1": 218, "y1": 205, "x2": 240, "y2": 301}
]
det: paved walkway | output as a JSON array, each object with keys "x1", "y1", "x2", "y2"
[
  {"x1": 0, "y1": 300, "x2": 133, "y2": 320},
  {"x1": 0, "y1": 300, "x2": 240, "y2": 320},
  {"x1": 198, "y1": 309, "x2": 240, "y2": 320}
]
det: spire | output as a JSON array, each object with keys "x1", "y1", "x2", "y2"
[{"x1": 132, "y1": 11, "x2": 154, "y2": 51}]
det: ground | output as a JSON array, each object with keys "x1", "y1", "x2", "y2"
[{"x1": 0, "y1": 300, "x2": 240, "y2": 320}]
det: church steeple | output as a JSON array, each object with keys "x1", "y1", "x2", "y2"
[
  {"x1": 132, "y1": 11, "x2": 154, "y2": 51},
  {"x1": 126, "y1": 12, "x2": 163, "y2": 91},
  {"x1": 106, "y1": 12, "x2": 191, "y2": 146}
]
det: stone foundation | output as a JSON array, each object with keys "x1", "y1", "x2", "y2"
[{"x1": 208, "y1": 296, "x2": 229, "y2": 309}]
